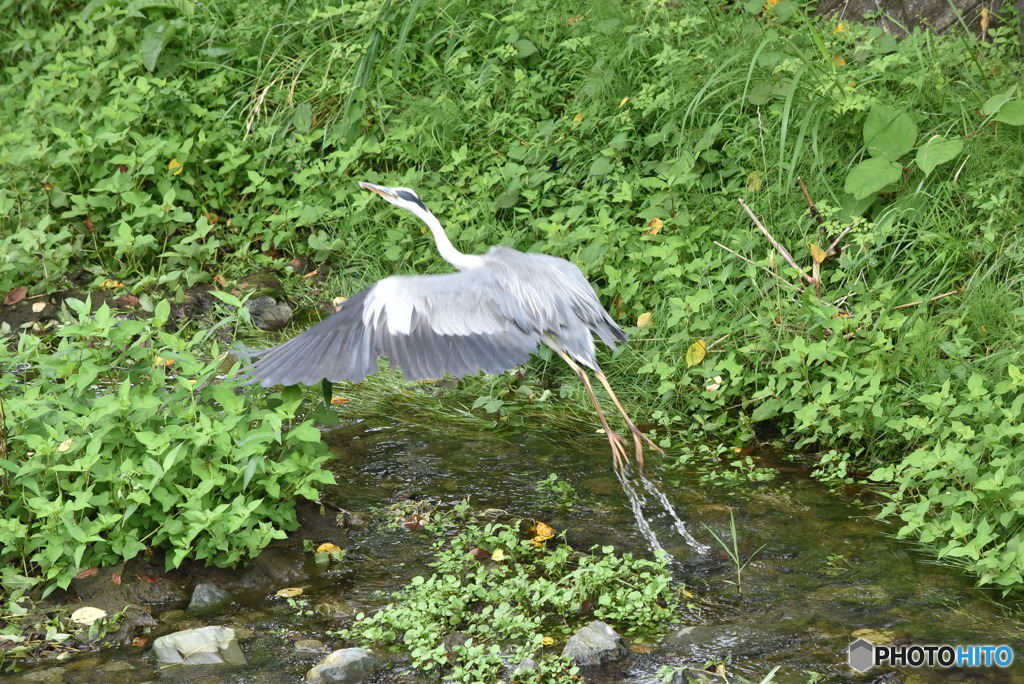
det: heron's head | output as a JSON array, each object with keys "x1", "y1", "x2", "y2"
[{"x1": 359, "y1": 182, "x2": 430, "y2": 219}]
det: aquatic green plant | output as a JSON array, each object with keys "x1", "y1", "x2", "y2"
[{"x1": 339, "y1": 519, "x2": 678, "y2": 682}]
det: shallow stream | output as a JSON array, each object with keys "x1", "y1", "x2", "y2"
[{"x1": 15, "y1": 417, "x2": 1024, "y2": 683}]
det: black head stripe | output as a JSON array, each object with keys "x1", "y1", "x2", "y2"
[{"x1": 396, "y1": 189, "x2": 427, "y2": 211}]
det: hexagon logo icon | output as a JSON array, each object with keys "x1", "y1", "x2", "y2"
[{"x1": 849, "y1": 638, "x2": 875, "y2": 672}]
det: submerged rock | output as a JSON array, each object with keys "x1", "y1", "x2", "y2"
[
  {"x1": 561, "y1": 620, "x2": 628, "y2": 667},
  {"x1": 151, "y1": 625, "x2": 246, "y2": 665},
  {"x1": 305, "y1": 647, "x2": 378, "y2": 683},
  {"x1": 187, "y1": 581, "x2": 233, "y2": 613}
]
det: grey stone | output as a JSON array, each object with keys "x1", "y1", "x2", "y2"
[
  {"x1": 187, "y1": 582, "x2": 233, "y2": 613},
  {"x1": 511, "y1": 656, "x2": 539, "y2": 678},
  {"x1": 151, "y1": 625, "x2": 246, "y2": 666},
  {"x1": 305, "y1": 647, "x2": 378, "y2": 683},
  {"x1": 296, "y1": 638, "x2": 327, "y2": 652},
  {"x1": 245, "y1": 296, "x2": 293, "y2": 331},
  {"x1": 561, "y1": 620, "x2": 628, "y2": 667}
]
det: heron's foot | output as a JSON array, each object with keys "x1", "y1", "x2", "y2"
[
  {"x1": 605, "y1": 429, "x2": 630, "y2": 475},
  {"x1": 628, "y1": 425, "x2": 666, "y2": 472}
]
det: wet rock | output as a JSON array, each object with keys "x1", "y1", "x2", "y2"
[
  {"x1": 666, "y1": 666, "x2": 723, "y2": 683},
  {"x1": 249, "y1": 547, "x2": 313, "y2": 586},
  {"x1": 510, "y1": 656, "x2": 539, "y2": 678},
  {"x1": 296, "y1": 638, "x2": 326, "y2": 652},
  {"x1": 107, "y1": 604, "x2": 158, "y2": 646},
  {"x1": 661, "y1": 623, "x2": 801, "y2": 660},
  {"x1": 315, "y1": 599, "x2": 359, "y2": 620},
  {"x1": 152, "y1": 625, "x2": 246, "y2": 665},
  {"x1": 337, "y1": 509, "x2": 373, "y2": 529},
  {"x1": 188, "y1": 581, "x2": 233, "y2": 614},
  {"x1": 20, "y1": 666, "x2": 66, "y2": 682},
  {"x1": 159, "y1": 609, "x2": 188, "y2": 623},
  {"x1": 305, "y1": 647, "x2": 378, "y2": 683},
  {"x1": 561, "y1": 620, "x2": 628, "y2": 667},
  {"x1": 245, "y1": 296, "x2": 293, "y2": 331}
]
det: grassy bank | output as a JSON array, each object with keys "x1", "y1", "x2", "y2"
[{"x1": 3, "y1": 0, "x2": 1024, "y2": 600}]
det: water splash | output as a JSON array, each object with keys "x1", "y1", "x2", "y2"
[{"x1": 616, "y1": 467, "x2": 711, "y2": 556}]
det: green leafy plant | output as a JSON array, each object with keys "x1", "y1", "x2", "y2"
[
  {"x1": 0, "y1": 297, "x2": 336, "y2": 597},
  {"x1": 338, "y1": 519, "x2": 678, "y2": 682}
]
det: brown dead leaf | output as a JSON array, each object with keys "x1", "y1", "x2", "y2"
[
  {"x1": 75, "y1": 568, "x2": 99, "y2": 579},
  {"x1": 83, "y1": 219, "x2": 95, "y2": 232},
  {"x1": 114, "y1": 294, "x2": 140, "y2": 309},
  {"x1": 4, "y1": 286, "x2": 27, "y2": 306},
  {"x1": 111, "y1": 572, "x2": 122, "y2": 586},
  {"x1": 567, "y1": 14, "x2": 583, "y2": 25},
  {"x1": 630, "y1": 644, "x2": 654, "y2": 654},
  {"x1": 42, "y1": 183, "x2": 54, "y2": 190},
  {"x1": 302, "y1": 269, "x2": 319, "y2": 279},
  {"x1": 646, "y1": 217, "x2": 663, "y2": 235},
  {"x1": 213, "y1": 274, "x2": 227, "y2": 288},
  {"x1": 132, "y1": 636, "x2": 148, "y2": 647}
]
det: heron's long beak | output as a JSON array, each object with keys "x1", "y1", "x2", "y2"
[{"x1": 358, "y1": 181, "x2": 392, "y2": 199}]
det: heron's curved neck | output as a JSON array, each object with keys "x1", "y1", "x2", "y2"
[{"x1": 422, "y1": 211, "x2": 484, "y2": 271}]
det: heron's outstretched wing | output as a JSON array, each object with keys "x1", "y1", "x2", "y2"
[{"x1": 239, "y1": 268, "x2": 542, "y2": 387}]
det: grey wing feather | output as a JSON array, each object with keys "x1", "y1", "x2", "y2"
[{"x1": 239, "y1": 267, "x2": 543, "y2": 386}]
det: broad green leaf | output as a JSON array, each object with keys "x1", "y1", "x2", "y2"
[
  {"x1": 863, "y1": 105, "x2": 917, "y2": 160},
  {"x1": 845, "y1": 158, "x2": 902, "y2": 199},
  {"x1": 994, "y1": 101, "x2": 1024, "y2": 126},
  {"x1": 915, "y1": 135, "x2": 963, "y2": 176},
  {"x1": 141, "y1": 20, "x2": 176, "y2": 72},
  {"x1": 292, "y1": 104, "x2": 312, "y2": 134},
  {"x1": 981, "y1": 85, "x2": 1017, "y2": 116}
]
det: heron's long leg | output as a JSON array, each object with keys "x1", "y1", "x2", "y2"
[
  {"x1": 552, "y1": 350, "x2": 630, "y2": 473},
  {"x1": 594, "y1": 370, "x2": 666, "y2": 468}
]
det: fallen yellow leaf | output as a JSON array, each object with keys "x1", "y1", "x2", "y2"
[
  {"x1": 276, "y1": 587, "x2": 303, "y2": 598},
  {"x1": 646, "y1": 217, "x2": 663, "y2": 235},
  {"x1": 832, "y1": 56, "x2": 847, "y2": 67},
  {"x1": 529, "y1": 521, "x2": 556, "y2": 547},
  {"x1": 330, "y1": 397, "x2": 350, "y2": 405},
  {"x1": 316, "y1": 543, "x2": 342, "y2": 553},
  {"x1": 685, "y1": 339, "x2": 707, "y2": 367},
  {"x1": 542, "y1": 636, "x2": 555, "y2": 646},
  {"x1": 168, "y1": 158, "x2": 183, "y2": 175},
  {"x1": 154, "y1": 355, "x2": 175, "y2": 366},
  {"x1": 70, "y1": 607, "x2": 107, "y2": 625},
  {"x1": 746, "y1": 171, "x2": 763, "y2": 192},
  {"x1": 809, "y1": 243, "x2": 827, "y2": 264},
  {"x1": 491, "y1": 548, "x2": 506, "y2": 562},
  {"x1": 637, "y1": 312, "x2": 653, "y2": 328},
  {"x1": 57, "y1": 438, "x2": 73, "y2": 453},
  {"x1": 572, "y1": 112, "x2": 584, "y2": 123},
  {"x1": 99, "y1": 279, "x2": 124, "y2": 288},
  {"x1": 619, "y1": 96, "x2": 629, "y2": 107}
]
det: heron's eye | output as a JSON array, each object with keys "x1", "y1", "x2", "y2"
[{"x1": 396, "y1": 189, "x2": 427, "y2": 211}]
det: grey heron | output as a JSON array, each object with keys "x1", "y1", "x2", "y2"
[{"x1": 242, "y1": 181, "x2": 664, "y2": 471}]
